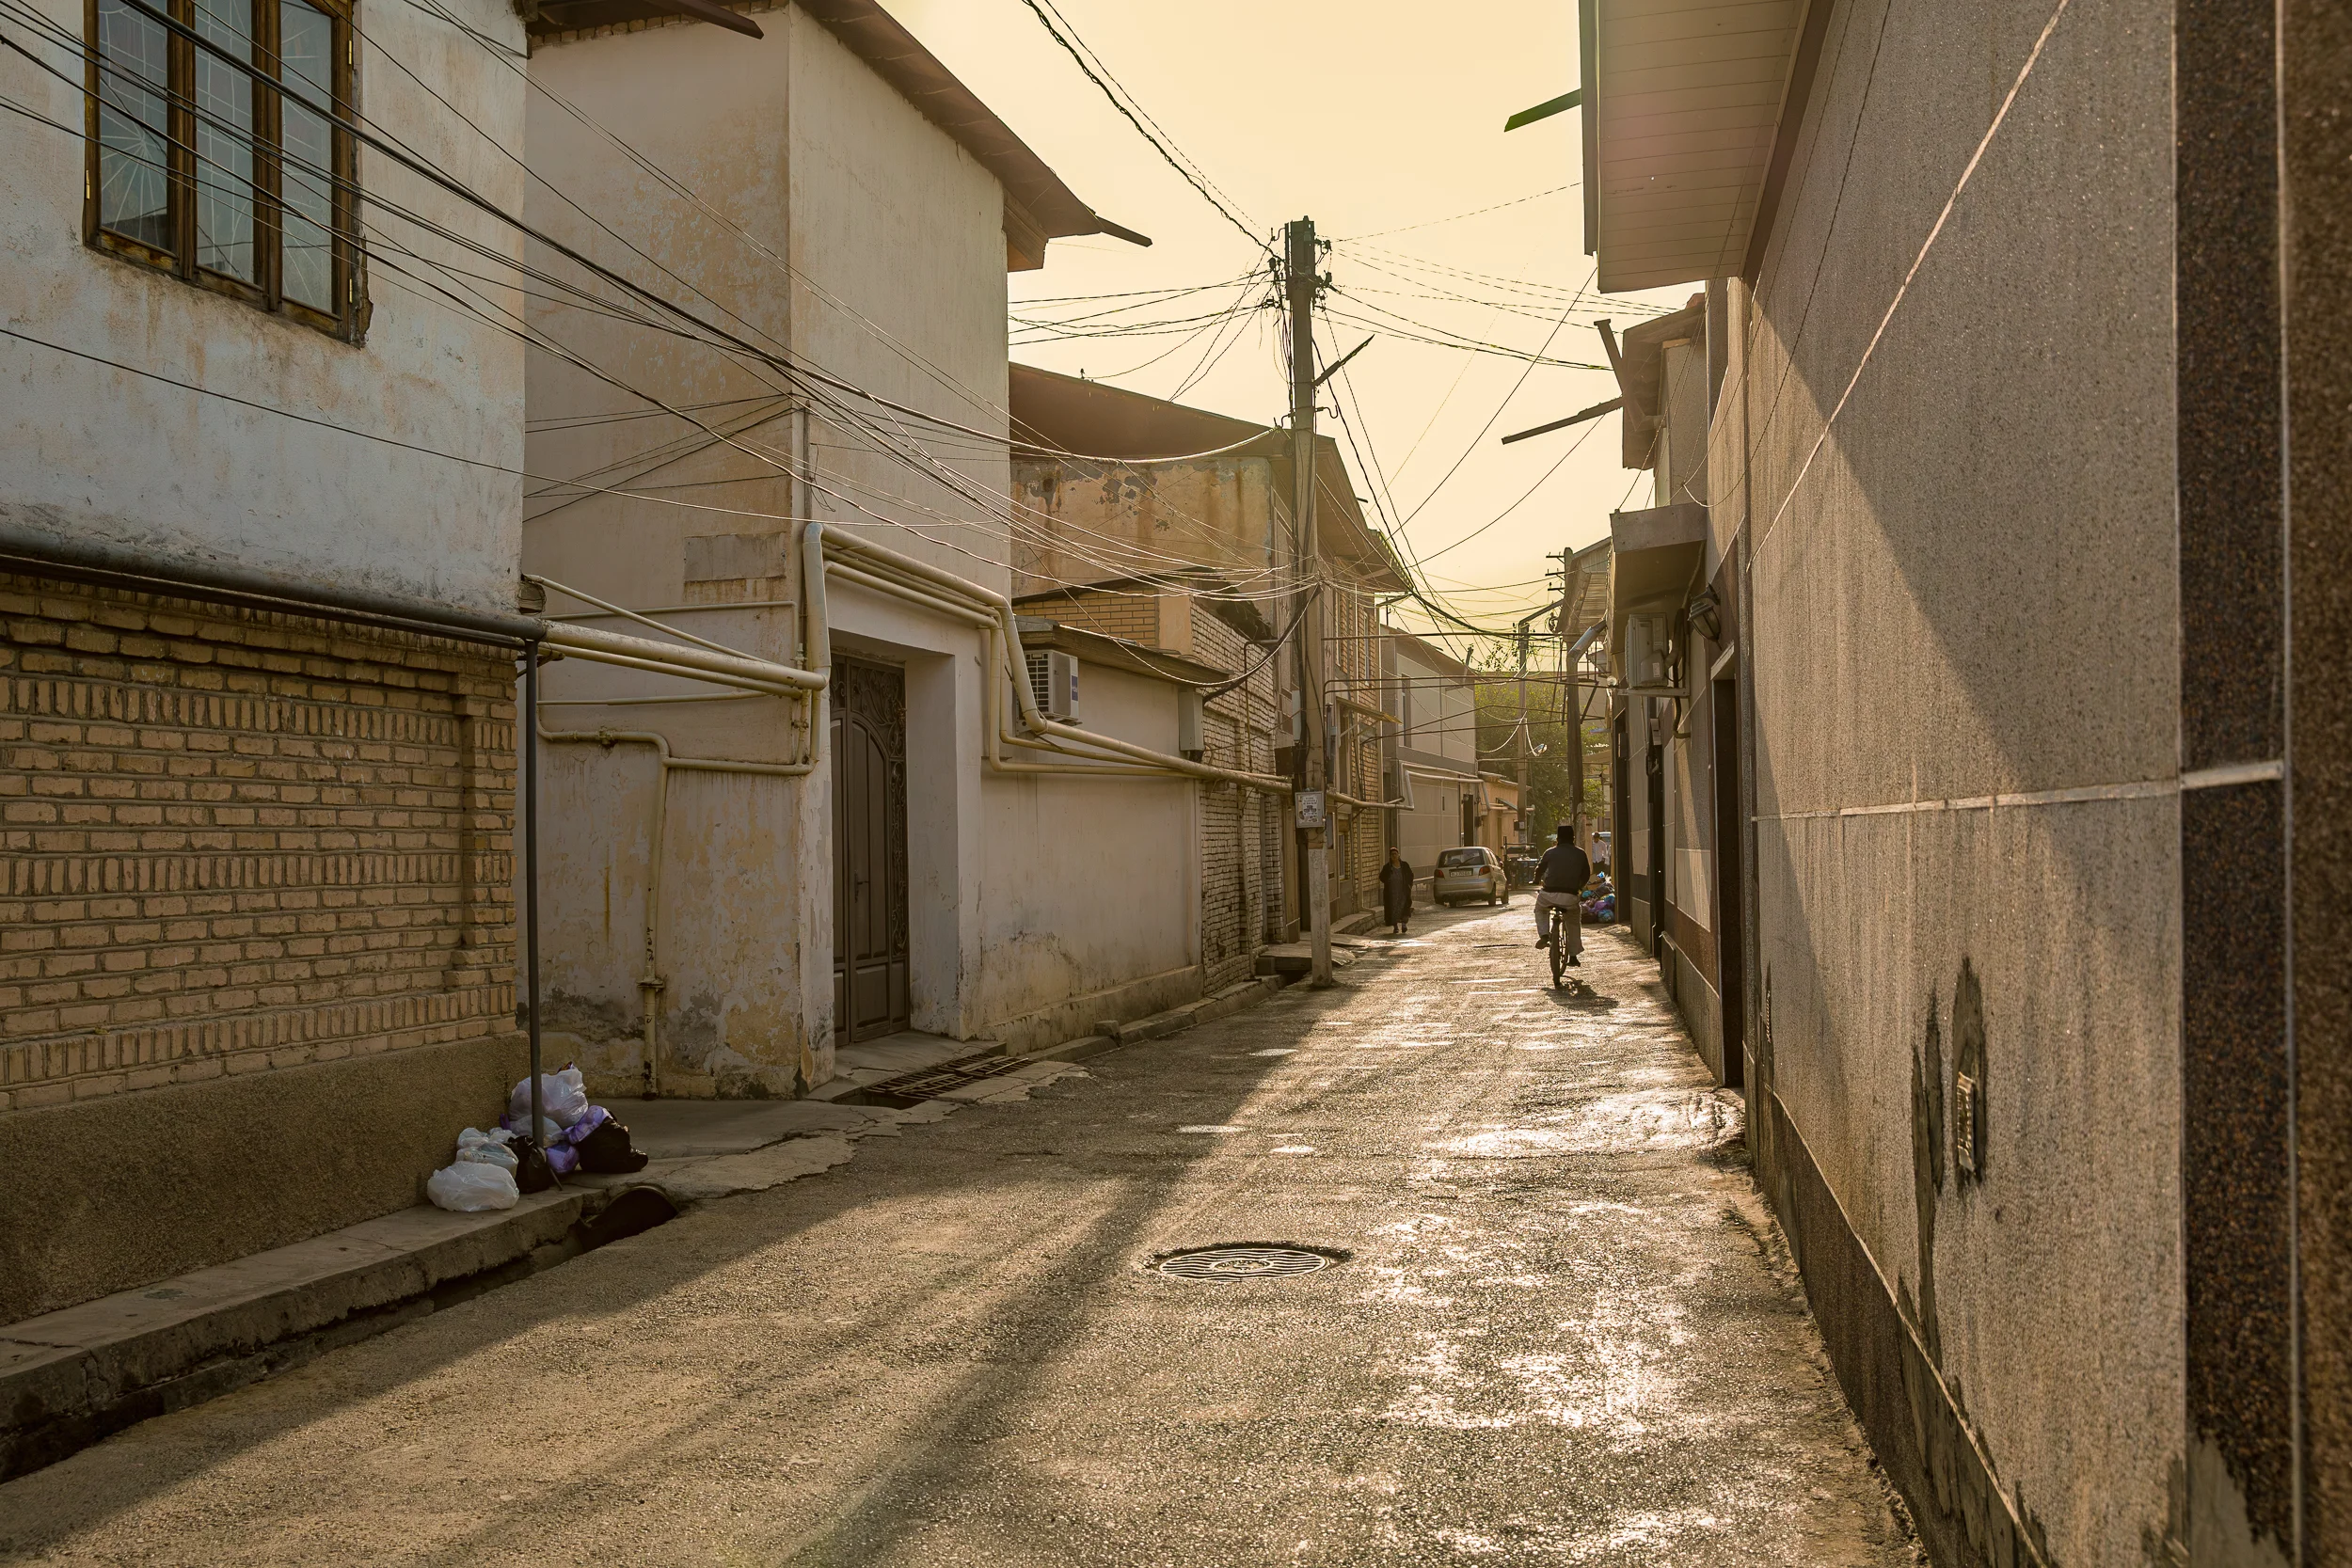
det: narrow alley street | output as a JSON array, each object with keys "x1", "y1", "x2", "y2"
[{"x1": 0, "y1": 912, "x2": 1915, "y2": 1567}]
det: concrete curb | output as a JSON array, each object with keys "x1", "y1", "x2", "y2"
[
  {"x1": 1090, "y1": 975, "x2": 1283, "y2": 1046},
  {"x1": 0, "y1": 1183, "x2": 648, "y2": 1482}
]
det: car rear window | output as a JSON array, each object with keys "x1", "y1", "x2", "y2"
[{"x1": 1438, "y1": 849, "x2": 1485, "y2": 868}]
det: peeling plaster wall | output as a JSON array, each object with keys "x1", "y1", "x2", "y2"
[
  {"x1": 0, "y1": 0, "x2": 527, "y2": 608},
  {"x1": 520, "y1": 3, "x2": 1011, "y2": 1089},
  {"x1": 1009, "y1": 457, "x2": 1279, "y2": 598},
  {"x1": 1735, "y1": 1, "x2": 2181, "y2": 1560}
]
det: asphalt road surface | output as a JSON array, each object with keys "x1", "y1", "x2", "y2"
[{"x1": 0, "y1": 910, "x2": 1918, "y2": 1566}]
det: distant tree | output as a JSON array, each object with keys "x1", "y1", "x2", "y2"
[{"x1": 1471, "y1": 648, "x2": 1608, "y2": 847}]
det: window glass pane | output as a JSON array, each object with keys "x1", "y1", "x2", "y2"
[
  {"x1": 192, "y1": 0, "x2": 257, "y2": 282},
  {"x1": 95, "y1": 0, "x2": 172, "y2": 251},
  {"x1": 278, "y1": 0, "x2": 335, "y2": 310}
]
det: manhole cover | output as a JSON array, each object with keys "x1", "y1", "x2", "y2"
[{"x1": 1156, "y1": 1245, "x2": 1335, "y2": 1281}]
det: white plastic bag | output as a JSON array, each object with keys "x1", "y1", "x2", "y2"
[
  {"x1": 508, "y1": 1066, "x2": 589, "y2": 1129},
  {"x1": 453, "y1": 1129, "x2": 518, "y2": 1173},
  {"x1": 426, "y1": 1160, "x2": 519, "y2": 1212}
]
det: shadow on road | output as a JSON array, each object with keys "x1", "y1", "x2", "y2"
[{"x1": 0, "y1": 1018, "x2": 1312, "y2": 1555}]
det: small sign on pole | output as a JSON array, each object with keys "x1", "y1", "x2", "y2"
[{"x1": 1295, "y1": 790, "x2": 1327, "y2": 830}]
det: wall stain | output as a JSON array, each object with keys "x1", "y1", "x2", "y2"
[
  {"x1": 1908, "y1": 987, "x2": 1947, "y2": 1364},
  {"x1": 1894, "y1": 960, "x2": 2060, "y2": 1567}
]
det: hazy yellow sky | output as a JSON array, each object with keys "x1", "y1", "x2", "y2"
[{"x1": 893, "y1": 0, "x2": 1692, "y2": 657}]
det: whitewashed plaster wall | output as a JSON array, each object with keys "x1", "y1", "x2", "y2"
[
  {"x1": 0, "y1": 0, "x2": 528, "y2": 610},
  {"x1": 975, "y1": 658, "x2": 1196, "y2": 1029},
  {"x1": 519, "y1": 5, "x2": 1196, "y2": 1085},
  {"x1": 785, "y1": 5, "x2": 1010, "y2": 598},
  {"x1": 522, "y1": 11, "x2": 814, "y2": 1093}
]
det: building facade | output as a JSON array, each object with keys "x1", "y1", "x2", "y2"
[
  {"x1": 1380, "y1": 626, "x2": 1488, "y2": 897},
  {"x1": 1585, "y1": 2, "x2": 2352, "y2": 1562},
  {"x1": 1009, "y1": 365, "x2": 1407, "y2": 937},
  {"x1": 516, "y1": 0, "x2": 1194, "y2": 1094},
  {"x1": 0, "y1": 0, "x2": 532, "y2": 1319}
]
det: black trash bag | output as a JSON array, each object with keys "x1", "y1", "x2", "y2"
[
  {"x1": 513, "y1": 1135, "x2": 556, "y2": 1193},
  {"x1": 577, "y1": 1117, "x2": 649, "y2": 1175}
]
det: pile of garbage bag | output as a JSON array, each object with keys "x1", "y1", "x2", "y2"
[
  {"x1": 423, "y1": 1065, "x2": 651, "y2": 1213},
  {"x1": 1581, "y1": 874, "x2": 1616, "y2": 924}
]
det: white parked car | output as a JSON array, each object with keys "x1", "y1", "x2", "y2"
[{"x1": 1432, "y1": 846, "x2": 1508, "y2": 906}]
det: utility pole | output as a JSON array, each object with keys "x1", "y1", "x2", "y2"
[
  {"x1": 1513, "y1": 616, "x2": 1537, "y2": 850},
  {"x1": 1554, "y1": 547, "x2": 1586, "y2": 852},
  {"x1": 1285, "y1": 216, "x2": 1333, "y2": 987},
  {"x1": 1515, "y1": 627, "x2": 1530, "y2": 825}
]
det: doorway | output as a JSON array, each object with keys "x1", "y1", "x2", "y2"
[
  {"x1": 1710, "y1": 675, "x2": 1744, "y2": 1086},
  {"x1": 833, "y1": 657, "x2": 910, "y2": 1043},
  {"x1": 1645, "y1": 706, "x2": 1666, "y2": 956}
]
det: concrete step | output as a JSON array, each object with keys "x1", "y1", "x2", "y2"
[
  {"x1": 808, "y1": 1031, "x2": 1004, "y2": 1101},
  {"x1": 1254, "y1": 942, "x2": 1359, "y2": 976}
]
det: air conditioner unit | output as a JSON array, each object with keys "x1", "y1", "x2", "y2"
[
  {"x1": 1623, "y1": 612, "x2": 1669, "y2": 688},
  {"x1": 1025, "y1": 649, "x2": 1079, "y2": 722}
]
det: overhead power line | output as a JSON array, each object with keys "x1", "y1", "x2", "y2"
[
  {"x1": 1011, "y1": 0, "x2": 1268, "y2": 254},
  {"x1": 1337, "y1": 183, "x2": 1578, "y2": 242}
]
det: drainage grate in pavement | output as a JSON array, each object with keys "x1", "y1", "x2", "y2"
[
  {"x1": 860, "y1": 1052, "x2": 1030, "y2": 1102},
  {"x1": 1155, "y1": 1245, "x2": 1336, "y2": 1281}
]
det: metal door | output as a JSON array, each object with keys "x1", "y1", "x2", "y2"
[{"x1": 832, "y1": 657, "x2": 909, "y2": 1042}]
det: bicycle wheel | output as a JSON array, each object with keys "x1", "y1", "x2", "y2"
[{"x1": 1548, "y1": 922, "x2": 1567, "y2": 989}]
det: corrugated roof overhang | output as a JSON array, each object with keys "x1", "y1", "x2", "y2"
[
  {"x1": 1583, "y1": 0, "x2": 1825, "y2": 293},
  {"x1": 1552, "y1": 536, "x2": 1612, "y2": 641},
  {"x1": 1604, "y1": 299, "x2": 1707, "y2": 467},
  {"x1": 1608, "y1": 502, "x2": 1708, "y2": 623}
]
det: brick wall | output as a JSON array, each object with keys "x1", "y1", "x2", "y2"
[
  {"x1": 1025, "y1": 589, "x2": 1162, "y2": 647},
  {"x1": 0, "y1": 575, "x2": 517, "y2": 1115}
]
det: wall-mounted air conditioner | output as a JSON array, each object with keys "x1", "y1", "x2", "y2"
[
  {"x1": 1623, "y1": 613, "x2": 1669, "y2": 688},
  {"x1": 1025, "y1": 649, "x2": 1079, "y2": 722}
]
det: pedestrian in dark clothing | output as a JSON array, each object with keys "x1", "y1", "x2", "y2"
[{"x1": 1379, "y1": 847, "x2": 1415, "y2": 935}]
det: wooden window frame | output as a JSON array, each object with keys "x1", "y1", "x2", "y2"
[{"x1": 83, "y1": 0, "x2": 364, "y2": 341}]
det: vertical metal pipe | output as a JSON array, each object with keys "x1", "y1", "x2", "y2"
[{"x1": 523, "y1": 646, "x2": 545, "y2": 1149}]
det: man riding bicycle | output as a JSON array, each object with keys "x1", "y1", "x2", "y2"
[{"x1": 1533, "y1": 824, "x2": 1591, "y2": 968}]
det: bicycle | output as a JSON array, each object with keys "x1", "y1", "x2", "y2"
[{"x1": 1538, "y1": 898, "x2": 1591, "y2": 994}]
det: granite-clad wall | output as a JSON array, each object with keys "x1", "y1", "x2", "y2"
[
  {"x1": 2283, "y1": 3, "x2": 2352, "y2": 1558},
  {"x1": 1740, "y1": 1, "x2": 2181, "y2": 1562},
  {"x1": 2180, "y1": 0, "x2": 2352, "y2": 1559},
  {"x1": 1722, "y1": 2, "x2": 2345, "y2": 1560},
  {"x1": 2175, "y1": 1, "x2": 2297, "y2": 1558}
]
